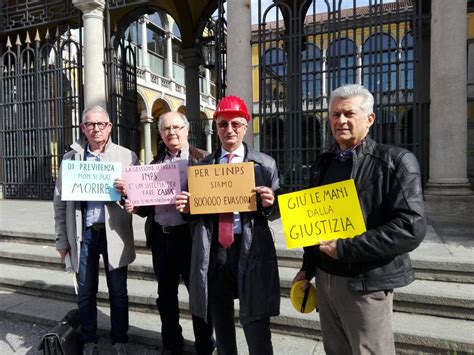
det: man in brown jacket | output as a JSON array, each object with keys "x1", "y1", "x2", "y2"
[{"x1": 126, "y1": 112, "x2": 215, "y2": 355}]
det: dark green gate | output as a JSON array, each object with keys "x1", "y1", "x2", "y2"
[{"x1": 256, "y1": 0, "x2": 429, "y2": 191}]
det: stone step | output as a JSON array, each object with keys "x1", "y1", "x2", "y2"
[
  {"x1": 2, "y1": 228, "x2": 473, "y2": 284},
  {"x1": 0, "y1": 289, "x2": 324, "y2": 354},
  {"x1": 1, "y1": 239, "x2": 472, "y2": 321},
  {"x1": 0, "y1": 264, "x2": 472, "y2": 354}
]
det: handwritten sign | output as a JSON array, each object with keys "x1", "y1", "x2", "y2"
[
  {"x1": 278, "y1": 179, "x2": 366, "y2": 249},
  {"x1": 188, "y1": 162, "x2": 257, "y2": 214},
  {"x1": 61, "y1": 160, "x2": 122, "y2": 201},
  {"x1": 123, "y1": 163, "x2": 181, "y2": 206}
]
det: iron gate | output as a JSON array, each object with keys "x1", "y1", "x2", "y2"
[
  {"x1": 0, "y1": 27, "x2": 83, "y2": 199},
  {"x1": 256, "y1": 0, "x2": 429, "y2": 192},
  {"x1": 105, "y1": 5, "x2": 140, "y2": 154}
]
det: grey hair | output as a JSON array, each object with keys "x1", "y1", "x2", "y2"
[
  {"x1": 82, "y1": 105, "x2": 110, "y2": 123},
  {"x1": 329, "y1": 84, "x2": 374, "y2": 115},
  {"x1": 157, "y1": 111, "x2": 190, "y2": 131}
]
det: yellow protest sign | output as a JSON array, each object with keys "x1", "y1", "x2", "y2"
[
  {"x1": 187, "y1": 162, "x2": 257, "y2": 214},
  {"x1": 278, "y1": 179, "x2": 366, "y2": 249}
]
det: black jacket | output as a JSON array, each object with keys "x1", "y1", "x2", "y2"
[
  {"x1": 137, "y1": 143, "x2": 208, "y2": 248},
  {"x1": 302, "y1": 136, "x2": 426, "y2": 292}
]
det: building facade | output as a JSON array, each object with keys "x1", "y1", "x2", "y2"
[{"x1": 0, "y1": 0, "x2": 472, "y2": 200}]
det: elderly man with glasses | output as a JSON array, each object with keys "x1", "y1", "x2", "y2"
[
  {"x1": 54, "y1": 105, "x2": 139, "y2": 355},
  {"x1": 176, "y1": 96, "x2": 281, "y2": 355},
  {"x1": 125, "y1": 111, "x2": 215, "y2": 355}
]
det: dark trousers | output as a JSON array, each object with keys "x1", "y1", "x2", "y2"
[
  {"x1": 151, "y1": 224, "x2": 214, "y2": 354},
  {"x1": 77, "y1": 227, "x2": 129, "y2": 345},
  {"x1": 208, "y1": 239, "x2": 273, "y2": 355}
]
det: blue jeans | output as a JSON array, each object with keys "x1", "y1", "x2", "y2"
[{"x1": 77, "y1": 227, "x2": 129, "y2": 344}]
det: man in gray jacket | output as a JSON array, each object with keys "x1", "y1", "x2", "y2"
[
  {"x1": 176, "y1": 96, "x2": 281, "y2": 355},
  {"x1": 54, "y1": 105, "x2": 139, "y2": 355}
]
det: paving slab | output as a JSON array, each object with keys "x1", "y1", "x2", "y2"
[
  {"x1": 1, "y1": 262, "x2": 473, "y2": 353},
  {"x1": 1, "y1": 200, "x2": 473, "y2": 264},
  {"x1": 0, "y1": 290, "x2": 325, "y2": 355},
  {"x1": 2, "y1": 240, "x2": 472, "y2": 321}
]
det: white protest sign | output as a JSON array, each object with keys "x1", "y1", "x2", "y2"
[{"x1": 61, "y1": 160, "x2": 122, "y2": 201}]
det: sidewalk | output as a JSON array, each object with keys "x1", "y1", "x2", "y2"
[
  {"x1": 0, "y1": 199, "x2": 473, "y2": 263},
  {"x1": 0, "y1": 199, "x2": 473, "y2": 354}
]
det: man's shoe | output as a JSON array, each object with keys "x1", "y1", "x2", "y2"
[
  {"x1": 113, "y1": 342, "x2": 128, "y2": 355},
  {"x1": 83, "y1": 342, "x2": 98, "y2": 355}
]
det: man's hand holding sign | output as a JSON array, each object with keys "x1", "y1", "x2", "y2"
[
  {"x1": 279, "y1": 179, "x2": 366, "y2": 254},
  {"x1": 122, "y1": 163, "x2": 181, "y2": 206},
  {"x1": 187, "y1": 162, "x2": 256, "y2": 214},
  {"x1": 177, "y1": 162, "x2": 274, "y2": 215},
  {"x1": 61, "y1": 160, "x2": 122, "y2": 201}
]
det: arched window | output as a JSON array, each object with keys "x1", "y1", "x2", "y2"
[
  {"x1": 327, "y1": 38, "x2": 356, "y2": 92},
  {"x1": 264, "y1": 47, "x2": 286, "y2": 77},
  {"x1": 263, "y1": 47, "x2": 286, "y2": 101},
  {"x1": 400, "y1": 32, "x2": 413, "y2": 90},
  {"x1": 148, "y1": 13, "x2": 165, "y2": 29},
  {"x1": 171, "y1": 22, "x2": 183, "y2": 67},
  {"x1": 362, "y1": 33, "x2": 398, "y2": 93},
  {"x1": 301, "y1": 44, "x2": 322, "y2": 98},
  {"x1": 172, "y1": 22, "x2": 181, "y2": 39}
]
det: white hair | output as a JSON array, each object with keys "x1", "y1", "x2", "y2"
[
  {"x1": 329, "y1": 84, "x2": 374, "y2": 115},
  {"x1": 82, "y1": 105, "x2": 110, "y2": 123},
  {"x1": 157, "y1": 111, "x2": 190, "y2": 130}
]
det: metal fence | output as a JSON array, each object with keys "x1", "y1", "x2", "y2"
[
  {"x1": 0, "y1": 27, "x2": 83, "y2": 199},
  {"x1": 256, "y1": 0, "x2": 428, "y2": 192}
]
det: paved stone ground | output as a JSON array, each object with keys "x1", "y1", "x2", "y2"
[
  {"x1": 0, "y1": 318, "x2": 48, "y2": 355},
  {"x1": 0, "y1": 318, "x2": 162, "y2": 355}
]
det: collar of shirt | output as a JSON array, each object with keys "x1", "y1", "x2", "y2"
[
  {"x1": 332, "y1": 140, "x2": 364, "y2": 161},
  {"x1": 165, "y1": 143, "x2": 189, "y2": 162},
  {"x1": 85, "y1": 144, "x2": 101, "y2": 161},
  {"x1": 220, "y1": 144, "x2": 245, "y2": 163}
]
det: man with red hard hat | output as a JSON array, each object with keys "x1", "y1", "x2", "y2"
[{"x1": 176, "y1": 95, "x2": 281, "y2": 354}]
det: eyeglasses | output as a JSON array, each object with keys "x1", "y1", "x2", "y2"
[
  {"x1": 161, "y1": 125, "x2": 186, "y2": 133},
  {"x1": 83, "y1": 121, "x2": 110, "y2": 130},
  {"x1": 216, "y1": 121, "x2": 247, "y2": 130}
]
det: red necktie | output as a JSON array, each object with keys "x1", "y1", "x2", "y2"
[{"x1": 218, "y1": 153, "x2": 234, "y2": 248}]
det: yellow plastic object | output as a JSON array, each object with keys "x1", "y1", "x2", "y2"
[{"x1": 290, "y1": 280, "x2": 317, "y2": 314}]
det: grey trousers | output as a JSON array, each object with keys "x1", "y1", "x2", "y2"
[{"x1": 315, "y1": 268, "x2": 396, "y2": 355}]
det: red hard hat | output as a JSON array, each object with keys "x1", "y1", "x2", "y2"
[{"x1": 213, "y1": 95, "x2": 250, "y2": 122}]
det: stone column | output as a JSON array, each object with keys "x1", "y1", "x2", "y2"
[
  {"x1": 140, "y1": 114, "x2": 153, "y2": 164},
  {"x1": 165, "y1": 32, "x2": 174, "y2": 79},
  {"x1": 227, "y1": 0, "x2": 253, "y2": 145},
  {"x1": 205, "y1": 118, "x2": 213, "y2": 153},
  {"x1": 321, "y1": 49, "x2": 327, "y2": 98},
  {"x1": 181, "y1": 48, "x2": 202, "y2": 124},
  {"x1": 426, "y1": 0, "x2": 472, "y2": 195},
  {"x1": 73, "y1": 0, "x2": 106, "y2": 108},
  {"x1": 205, "y1": 68, "x2": 211, "y2": 96},
  {"x1": 356, "y1": 46, "x2": 363, "y2": 85},
  {"x1": 140, "y1": 16, "x2": 151, "y2": 82}
]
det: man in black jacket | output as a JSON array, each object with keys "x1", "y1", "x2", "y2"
[
  {"x1": 125, "y1": 112, "x2": 214, "y2": 355},
  {"x1": 293, "y1": 84, "x2": 426, "y2": 355}
]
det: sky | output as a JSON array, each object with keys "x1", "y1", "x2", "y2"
[{"x1": 250, "y1": 0, "x2": 397, "y2": 24}]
